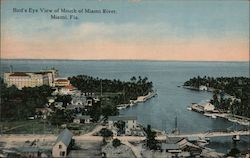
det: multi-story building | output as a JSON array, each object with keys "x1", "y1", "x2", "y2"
[
  {"x1": 3, "y1": 68, "x2": 58, "y2": 89},
  {"x1": 41, "y1": 68, "x2": 58, "y2": 87},
  {"x1": 108, "y1": 116, "x2": 138, "y2": 135}
]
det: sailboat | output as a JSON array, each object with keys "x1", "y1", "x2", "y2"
[{"x1": 171, "y1": 116, "x2": 179, "y2": 134}]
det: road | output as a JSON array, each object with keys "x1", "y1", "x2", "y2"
[{"x1": 167, "y1": 130, "x2": 250, "y2": 138}]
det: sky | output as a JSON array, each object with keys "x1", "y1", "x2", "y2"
[{"x1": 1, "y1": 0, "x2": 249, "y2": 61}]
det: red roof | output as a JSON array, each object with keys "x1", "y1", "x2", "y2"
[
  {"x1": 63, "y1": 85, "x2": 76, "y2": 90},
  {"x1": 55, "y1": 79, "x2": 69, "y2": 82}
]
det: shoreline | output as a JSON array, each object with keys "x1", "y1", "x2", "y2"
[
  {"x1": 183, "y1": 85, "x2": 250, "y2": 126},
  {"x1": 189, "y1": 104, "x2": 250, "y2": 126},
  {"x1": 117, "y1": 91, "x2": 157, "y2": 110}
]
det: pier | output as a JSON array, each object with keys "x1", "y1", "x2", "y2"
[{"x1": 167, "y1": 130, "x2": 250, "y2": 138}]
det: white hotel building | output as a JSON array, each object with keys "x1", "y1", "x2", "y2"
[{"x1": 4, "y1": 69, "x2": 58, "y2": 89}]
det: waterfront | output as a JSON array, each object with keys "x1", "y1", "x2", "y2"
[{"x1": 1, "y1": 60, "x2": 249, "y2": 153}]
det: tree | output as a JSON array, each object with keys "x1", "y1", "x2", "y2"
[
  {"x1": 112, "y1": 138, "x2": 121, "y2": 148},
  {"x1": 56, "y1": 95, "x2": 72, "y2": 107},
  {"x1": 145, "y1": 125, "x2": 159, "y2": 150},
  {"x1": 227, "y1": 148, "x2": 240, "y2": 157},
  {"x1": 89, "y1": 100, "x2": 102, "y2": 122},
  {"x1": 114, "y1": 120, "x2": 125, "y2": 134},
  {"x1": 212, "y1": 90, "x2": 220, "y2": 108},
  {"x1": 100, "y1": 128, "x2": 113, "y2": 138},
  {"x1": 102, "y1": 104, "x2": 119, "y2": 119},
  {"x1": 1, "y1": 85, "x2": 53, "y2": 120}
]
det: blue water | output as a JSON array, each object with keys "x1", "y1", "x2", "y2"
[{"x1": 1, "y1": 59, "x2": 249, "y2": 153}]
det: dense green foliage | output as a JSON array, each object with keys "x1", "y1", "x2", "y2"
[
  {"x1": 114, "y1": 120, "x2": 125, "y2": 134},
  {"x1": 184, "y1": 76, "x2": 250, "y2": 117},
  {"x1": 100, "y1": 128, "x2": 113, "y2": 137},
  {"x1": 49, "y1": 109, "x2": 73, "y2": 125},
  {"x1": 145, "y1": 125, "x2": 159, "y2": 150},
  {"x1": 55, "y1": 95, "x2": 72, "y2": 107},
  {"x1": 227, "y1": 148, "x2": 240, "y2": 157},
  {"x1": 69, "y1": 75, "x2": 153, "y2": 103},
  {"x1": 112, "y1": 138, "x2": 122, "y2": 148},
  {"x1": 0, "y1": 82, "x2": 53, "y2": 120}
]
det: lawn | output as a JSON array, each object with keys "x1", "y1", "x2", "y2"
[
  {"x1": 0, "y1": 120, "x2": 97, "y2": 135},
  {"x1": 0, "y1": 120, "x2": 58, "y2": 134}
]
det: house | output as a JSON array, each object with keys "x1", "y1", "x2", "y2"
[
  {"x1": 199, "y1": 85, "x2": 208, "y2": 91},
  {"x1": 54, "y1": 102, "x2": 63, "y2": 108},
  {"x1": 73, "y1": 115, "x2": 91, "y2": 124},
  {"x1": 59, "y1": 85, "x2": 77, "y2": 95},
  {"x1": 199, "y1": 102, "x2": 215, "y2": 112},
  {"x1": 17, "y1": 147, "x2": 41, "y2": 158},
  {"x1": 192, "y1": 101, "x2": 215, "y2": 113},
  {"x1": 47, "y1": 97, "x2": 55, "y2": 105},
  {"x1": 55, "y1": 78, "x2": 70, "y2": 87},
  {"x1": 108, "y1": 116, "x2": 138, "y2": 135},
  {"x1": 86, "y1": 97, "x2": 93, "y2": 106},
  {"x1": 35, "y1": 107, "x2": 52, "y2": 119},
  {"x1": 71, "y1": 95, "x2": 86, "y2": 106},
  {"x1": 52, "y1": 129, "x2": 73, "y2": 157}
]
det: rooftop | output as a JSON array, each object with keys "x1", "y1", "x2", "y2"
[
  {"x1": 55, "y1": 128, "x2": 73, "y2": 146},
  {"x1": 75, "y1": 114, "x2": 91, "y2": 119},
  {"x1": 187, "y1": 136, "x2": 200, "y2": 141},
  {"x1": 109, "y1": 116, "x2": 137, "y2": 121},
  {"x1": 166, "y1": 137, "x2": 186, "y2": 144},
  {"x1": 161, "y1": 143, "x2": 180, "y2": 150},
  {"x1": 9, "y1": 72, "x2": 30, "y2": 77},
  {"x1": 55, "y1": 79, "x2": 69, "y2": 82},
  {"x1": 63, "y1": 85, "x2": 76, "y2": 90}
]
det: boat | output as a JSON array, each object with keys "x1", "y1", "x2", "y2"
[
  {"x1": 204, "y1": 113, "x2": 211, "y2": 117},
  {"x1": 211, "y1": 115, "x2": 217, "y2": 119},
  {"x1": 228, "y1": 118, "x2": 238, "y2": 123},
  {"x1": 232, "y1": 135, "x2": 240, "y2": 141},
  {"x1": 117, "y1": 106, "x2": 126, "y2": 110},
  {"x1": 239, "y1": 121, "x2": 250, "y2": 126},
  {"x1": 187, "y1": 107, "x2": 192, "y2": 111}
]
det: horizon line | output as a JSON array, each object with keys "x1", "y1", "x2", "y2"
[{"x1": 0, "y1": 58, "x2": 249, "y2": 63}]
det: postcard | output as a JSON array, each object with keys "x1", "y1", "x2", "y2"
[{"x1": 0, "y1": 0, "x2": 249, "y2": 157}]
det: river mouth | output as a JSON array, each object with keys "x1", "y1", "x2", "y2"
[{"x1": 1, "y1": 60, "x2": 249, "y2": 153}]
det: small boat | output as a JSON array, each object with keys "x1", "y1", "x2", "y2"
[
  {"x1": 232, "y1": 135, "x2": 240, "y2": 141},
  {"x1": 117, "y1": 106, "x2": 126, "y2": 110},
  {"x1": 211, "y1": 115, "x2": 217, "y2": 119},
  {"x1": 239, "y1": 121, "x2": 250, "y2": 126},
  {"x1": 204, "y1": 113, "x2": 211, "y2": 117},
  {"x1": 228, "y1": 118, "x2": 238, "y2": 123},
  {"x1": 187, "y1": 107, "x2": 192, "y2": 111}
]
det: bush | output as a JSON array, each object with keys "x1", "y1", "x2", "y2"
[
  {"x1": 100, "y1": 128, "x2": 113, "y2": 137},
  {"x1": 227, "y1": 148, "x2": 240, "y2": 157},
  {"x1": 112, "y1": 138, "x2": 121, "y2": 148}
]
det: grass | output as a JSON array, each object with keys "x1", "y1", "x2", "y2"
[
  {"x1": 0, "y1": 119, "x2": 58, "y2": 134},
  {"x1": 0, "y1": 120, "x2": 97, "y2": 135}
]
